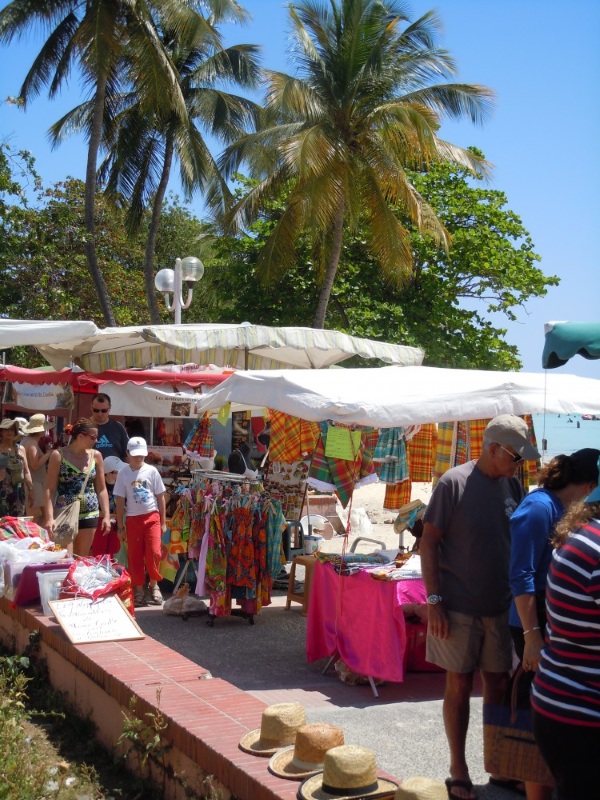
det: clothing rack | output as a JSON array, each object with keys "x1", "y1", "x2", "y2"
[{"x1": 177, "y1": 473, "x2": 286, "y2": 627}]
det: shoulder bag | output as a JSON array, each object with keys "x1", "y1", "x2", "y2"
[
  {"x1": 483, "y1": 665, "x2": 555, "y2": 786},
  {"x1": 52, "y1": 454, "x2": 95, "y2": 547}
]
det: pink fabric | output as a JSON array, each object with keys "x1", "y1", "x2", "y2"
[{"x1": 306, "y1": 561, "x2": 426, "y2": 683}]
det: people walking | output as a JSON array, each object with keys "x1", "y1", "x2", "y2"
[{"x1": 44, "y1": 418, "x2": 110, "y2": 556}]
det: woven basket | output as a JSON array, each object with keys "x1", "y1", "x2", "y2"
[{"x1": 483, "y1": 668, "x2": 554, "y2": 787}]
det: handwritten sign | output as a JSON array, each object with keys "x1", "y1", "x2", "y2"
[
  {"x1": 49, "y1": 595, "x2": 144, "y2": 644},
  {"x1": 324, "y1": 427, "x2": 361, "y2": 461}
]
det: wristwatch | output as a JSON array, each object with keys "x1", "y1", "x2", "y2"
[{"x1": 426, "y1": 594, "x2": 443, "y2": 605}]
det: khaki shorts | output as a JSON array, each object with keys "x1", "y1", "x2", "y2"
[{"x1": 426, "y1": 609, "x2": 512, "y2": 673}]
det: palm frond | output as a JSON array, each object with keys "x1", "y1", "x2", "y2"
[{"x1": 403, "y1": 83, "x2": 495, "y2": 125}]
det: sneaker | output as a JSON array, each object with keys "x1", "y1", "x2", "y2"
[
  {"x1": 133, "y1": 588, "x2": 147, "y2": 608},
  {"x1": 148, "y1": 586, "x2": 163, "y2": 606}
]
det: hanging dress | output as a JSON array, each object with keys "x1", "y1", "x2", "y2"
[{"x1": 0, "y1": 445, "x2": 26, "y2": 517}]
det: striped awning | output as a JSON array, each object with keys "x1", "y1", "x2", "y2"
[{"x1": 36, "y1": 323, "x2": 424, "y2": 372}]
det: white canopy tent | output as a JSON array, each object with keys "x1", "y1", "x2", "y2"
[
  {"x1": 193, "y1": 365, "x2": 600, "y2": 428},
  {"x1": 0, "y1": 319, "x2": 99, "y2": 349},
  {"x1": 32, "y1": 323, "x2": 424, "y2": 372}
]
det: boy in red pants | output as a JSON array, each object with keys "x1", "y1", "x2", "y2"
[{"x1": 114, "y1": 437, "x2": 166, "y2": 607}]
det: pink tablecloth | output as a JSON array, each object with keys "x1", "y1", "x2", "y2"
[{"x1": 306, "y1": 561, "x2": 426, "y2": 683}]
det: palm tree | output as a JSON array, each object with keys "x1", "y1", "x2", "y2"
[
  {"x1": 94, "y1": 7, "x2": 262, "y2": 322},
  {"x1": 219, "y1": 0, "x2": 495, "y2": 328},
  {"x1": 0, "y1": 0, "x2": 194, "y2": 326}
]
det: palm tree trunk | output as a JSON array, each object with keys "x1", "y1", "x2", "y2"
[
  {"x1": 144, "y1": 135, "x2": 175, "y2": 324},
  {"x1": 85, "y1": 76, "x2": 116, "y2": 327},
  {"x1": 313, "y1": 201, "x2": 345, "y2": 329}
]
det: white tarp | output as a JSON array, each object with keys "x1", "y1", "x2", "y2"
[
  {"x1": 0, "y1": 319, "x2": 98, "y2": 348},
  {"x1": 193, "y1": 365, "x2": 600, "y2": 427},
  {"x1": 34, "y1": 323, "x2": 424, "y2": 372}
]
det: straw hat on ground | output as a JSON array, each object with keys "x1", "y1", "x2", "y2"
[
  {"x1": 269, "y1": 722, "x2": 345, "y2": 780},
  {"x1": 393, "y1": 777, "x2": 448, "y2": 800},
  {"x1": 239, "y1": 703, "x2": 306, "y2": 756},
  {"x1": 22, "y1": 414, "x2": 55, "y2": 435},
  {"x1": 298, "y1": 745, "x2": 398, "y2": 799}
]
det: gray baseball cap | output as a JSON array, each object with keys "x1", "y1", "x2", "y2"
[{"x1": 484, "y1": 414, "x2": 540, "y2": 460}]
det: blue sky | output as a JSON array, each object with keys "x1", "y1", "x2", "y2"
[{"x1": 1, "y1": 0, "x2": 599, "y2": 378}]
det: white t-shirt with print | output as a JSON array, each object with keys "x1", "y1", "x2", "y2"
[{"x1": 113, "y1": 462, "x2": 165, "y2": 517}]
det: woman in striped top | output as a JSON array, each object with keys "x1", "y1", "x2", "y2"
[{"x1": 531, "y1": 467, "x2": 600, "y2": 800}]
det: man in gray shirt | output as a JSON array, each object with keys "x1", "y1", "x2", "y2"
[{"x1": 420, "y1": 415, "x2": 539, "y2": 800}]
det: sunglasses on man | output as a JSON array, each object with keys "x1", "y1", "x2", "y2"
[{"x1": 498, "y1": 444, "x2": 524, "y2": 464}]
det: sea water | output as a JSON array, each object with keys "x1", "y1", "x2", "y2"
[{"x1": 532, "y1": 413, "x2": 600, "y2": 462}]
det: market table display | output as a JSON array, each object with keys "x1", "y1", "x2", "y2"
[{"x1": 306, "y1": 560, "x2": 427, "y2": 683}]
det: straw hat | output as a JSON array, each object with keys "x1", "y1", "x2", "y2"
[
  {"x1": 239, "y1": 703, "x2": 307, "y2": 756},
  {"x1": 268, "y1": 722, "x2": 345, "y2": 780},
  {"x1": 0, "y1": 418, "x2": 21, "y2": 432},
  {"x1": 393, "y1": 777, "x2": 448, "y2": 800},
  {"x1": 297, "y1": 745, "x2": 398, "y2": 800},
  {"x1": 22, "y1": 414, "x2": 55, "y2": 435},
  {"x1": 394, "y1": 500, "x2": 426, "y2": 535}
]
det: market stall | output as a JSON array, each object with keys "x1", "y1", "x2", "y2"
[
  {"x1": 30, "y1": 322, "x2": 424, "y2": 372},
  {"x1": 192, "y1": 364, "x2": 600, "y2": 425}
]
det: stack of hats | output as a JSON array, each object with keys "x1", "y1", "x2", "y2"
[{"x1": 238, "y1": 703, "x2": 400, "y2": 798}]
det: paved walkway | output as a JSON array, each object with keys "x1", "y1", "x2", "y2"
[{"x1": 135, "y1": 589, "x2": 523, "y2": 798}]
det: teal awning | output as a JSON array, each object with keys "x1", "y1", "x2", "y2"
[{"x1": 542, "y1": 322, "x2": 600, "y2": 369}]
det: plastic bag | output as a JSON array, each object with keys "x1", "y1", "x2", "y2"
[
  {"x1": 163, "y1": 586, "x2": 207, "y2": 617},
  {"x1": 0, "y1": 538, "x2": 68, "y2": 563},
  {"x1": 59, "y1": 555, "x2": 135, "y2": 616}
]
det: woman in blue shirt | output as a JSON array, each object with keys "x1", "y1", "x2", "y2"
[{"x1": 509, "y1": 448, "x2": 599, "y2": 800}]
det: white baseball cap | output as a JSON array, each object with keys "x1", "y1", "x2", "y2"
[
  {"x1": 127, "y1": 436, "x2": 148, "y2": 456},
  {"x1": 103, "y1": 456, "x2": 126, "y2": 473}
]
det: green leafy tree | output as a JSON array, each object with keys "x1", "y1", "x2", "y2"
[
  {"x1": 219, "y1": 0, "x2": 494, "y2": 328},
  {"x1": 0, "y1": 142, "x2": 42, "y2": 312},
  {"x1": 1, "y1": 178, "x2": 147, "y2": 337},
  {"x1": 206, "y1": 160, "x2": 557, "y2": 370},
  {"x1": 0, "y1": 0, "x2": 194, "y2": 326}
]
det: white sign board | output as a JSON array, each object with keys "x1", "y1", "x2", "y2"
[
  {"x1": 104, "y1": 382, "x2": 204, "y2": 418},
  {"x1": 3, "y1": 381, "x2": 74, "y2": 410},
  {"x1": 49, "y1": 595, "x2": 144, "y2": 644}
]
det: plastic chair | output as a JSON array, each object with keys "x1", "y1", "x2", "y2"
[{"x1": 350, "y1": 537, "x2": 386, "y2": 553}]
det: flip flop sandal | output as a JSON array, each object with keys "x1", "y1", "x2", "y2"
[{"x1": 445, "y1": 778, "x2": 476, "y2": 800}]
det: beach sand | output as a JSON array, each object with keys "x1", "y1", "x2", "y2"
[{"x1": 311, "y1": 480, "x2": 432, "y2": 555}]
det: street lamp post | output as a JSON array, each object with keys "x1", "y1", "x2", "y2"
[{"x1": 154, "y1": 256, "x2": 205, "y2": 324}]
